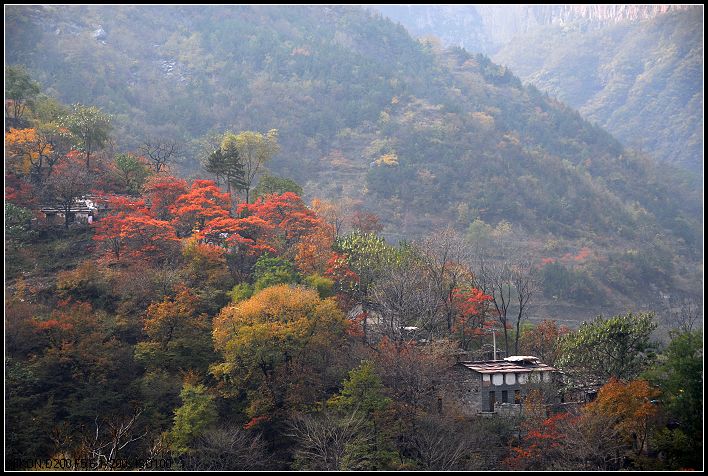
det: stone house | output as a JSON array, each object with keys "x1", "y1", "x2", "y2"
[
  {"x1": 443, "y1": 356, "x2": 559, "y2": 416},
  {"x1": 41, "y1": 196, "x2": 109, "y2": 226}
]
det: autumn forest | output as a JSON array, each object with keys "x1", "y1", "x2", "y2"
[{"x1": 4, "y1": 5, "x2": 703, "y2": 471}]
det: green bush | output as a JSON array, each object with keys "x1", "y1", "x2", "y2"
[
  {"x1": 304, "y1": 274, "x2": 335, "y2": 299},
  {"x1": 230, "y1": 282, "x2": 254, "y2": 303},
  {"x1": 253, "y1": 254, "x2": 300, "y2": 292}
]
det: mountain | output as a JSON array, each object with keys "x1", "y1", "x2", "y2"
[
  {"x1": 373, "y1": 5, "x2": 703, "y2": 173},
  {"x1": 5, "y1": 5, "x2": 703, "y2": 317},
  {"x1": 494, "y1": 8, "x2": 703, "y2": 173}
]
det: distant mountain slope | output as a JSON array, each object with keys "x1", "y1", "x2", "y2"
[
  {"x1": 373, "y1": 6, "x2": 703, "y2": 173},
  {"x1": 5, "y1": 5, "x2": 703, "y2": 314},
  {"x1": 372, "y1": 5, "x2": 494, "y2": 53},
  {"x1": 494, "y1": 9, "x2": 703, "y2": 173}
]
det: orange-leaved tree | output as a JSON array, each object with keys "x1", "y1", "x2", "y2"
[
  {"x1": 242, "y1": 192, "x2": 321, "y2": 254},
  {"x1": 93, "y1": 195, "x2": 179, "y2": 263},
  {"x1": 5, "y1": 128, "x2": 52, "y2": 178},
  {"x1": 505, "y1": 410, "x2": 575, "y2": 470},
  {"x1": 520, "y1": 319, "x2": 570, "y2": 366},
  {"x1": 172, "y1": 179, "x2": 231, "y2": 236},
  {"x1": 143, "y1": 174, "x2": 188, "y2": 221},
  {"x1": 136, "y1": 286, "x2": 214, "y2": 373},
  {"x1": 294, "y1": 218, "x2": 336, "y2": 275},
  {"x1": 451, "y1": 287, "x2": 494, "y2": 350},
  {"x1": 584, "y1": 378, "x2": 660, "y2": 457}
]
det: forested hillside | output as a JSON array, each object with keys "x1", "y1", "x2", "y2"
[
  {"x1": 6, "y1": 5, "x2": 702, "y2": 316},
  {"x1": 4, "y1": 5, "x2": 703, "y2": 471}
]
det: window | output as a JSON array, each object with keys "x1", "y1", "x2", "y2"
[
  {"x1": 515, "y1": 390, "x2": 521, "y2": 404},
  {"x1": 489, "y1": 391, "x2": 496, "y2": 412},
  {"x1": 502, "y1": 390, "x2": 508, "y2": 403}
]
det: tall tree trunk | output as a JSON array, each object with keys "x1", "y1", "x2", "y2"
[
  {"x1": 226, "y1": 180, "x2": 233, "y2": 216},
  {"x1": 361, "y1": 301, "x2": 368, "y2": 345}
]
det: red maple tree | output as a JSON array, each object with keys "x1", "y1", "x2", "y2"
[{"x1": 93, "y1": 195, "x2": 179, "y2": 263}]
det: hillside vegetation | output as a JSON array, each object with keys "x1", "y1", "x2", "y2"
[{"x1": 5, "y1": 5, "x2": 702, "y2": 316}]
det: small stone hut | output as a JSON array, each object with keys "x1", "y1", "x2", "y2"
[{"x1": 444, "y1": 356, "x2": 559, "y2": 415}]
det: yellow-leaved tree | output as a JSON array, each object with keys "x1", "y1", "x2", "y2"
[
  {"x1": 211, "y1": 284, "x2": 347, "y2": 426},
  {"x1": 5, "y1": 128, "x2": 52, "y2": 176}
]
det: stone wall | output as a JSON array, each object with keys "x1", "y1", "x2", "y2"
[
  {"x1": 441, "y1": 365, "x2": 560, "y2": 416},
  {"x1": 439, "y1": 364, "x2": 483, "y2": 417}
]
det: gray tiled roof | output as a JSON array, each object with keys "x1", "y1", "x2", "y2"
[{"x1": 458, "y1": 359, "x2": 556, "y2": 374}]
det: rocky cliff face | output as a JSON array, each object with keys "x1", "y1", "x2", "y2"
[
  {"x1": 374, "y1": 4, "x2": 697, "y2": 54},
  {"x1": 526, "y1": 4, "x2": 693, "y2": 25},
  {"x1": 479, "y1": 4, "x2": 696, "y2": 41}
]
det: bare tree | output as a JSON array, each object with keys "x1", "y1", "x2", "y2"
[
  {"x1": 44, "y1": 156, "x2": 92, "y2": 228},
  {"x1": 309, "y1": 197, "x2": 354, "y2": 239},
  {"x1": 661, "y1": 295, "x2": 702, "y2": 334},
  {"x1": 140, "y1": 139, "x2": 181, "y2": 173},
  {"x1": 465, "y1": 415, "x2": 517, "y2": 470},
  {"x1": 349, "y1": 209, "x2": 384, "y2": 234},
  {"x1": 48, "y1": 422, "x2": 74, "y2": 460},
  {"x1": 475, "y1": 250, "x2": 537, "y2": 356},
  {"x1": 476, "y1": 255, "x2": 513, "y2": 355},
  {"x1": 140, "y1": 433, "x2": 172, "y2": 471},
  {"x1": 182, "y1": 425, "x2": 268, "y2": 471},
  {"x1": 375, "y1": 338, "x2": 456, "y2": 412},
  {"x1": 551, "y1": 408, "x2": 626, "y2": 471},
  {"x1": 76, "y1": 409, "x2": 147, "y2": 470},
  {"x1": 511, "y1": 256, "x2": 538, "y2": 355},
  {"x1": 419, "y1": 227, "x2": 473, "y2": 338},
  {"x1": 287, "y1": 411, "x2": 372, "y2": 470},
  {"x1": 370, "y1": 256, "x2": 444, "y2": 343},
  {"x1": 419, "y1": 227, "x2": 475, "y2": 333},
  {"x1": 405, "y1": 415, "x2": 472, "y2": 470},
  {"x1": 42, "y1": 125, "x2": 73, "y2": 180}
]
